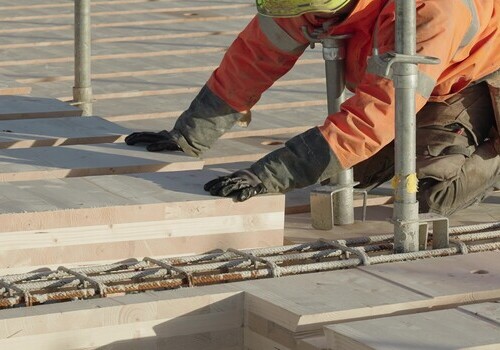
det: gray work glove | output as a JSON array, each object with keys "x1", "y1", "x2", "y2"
[
  {"x1": 125, "y1": 130, "x2": 181, "y2": 152},
  {"x1": 204, "y1": 127, "x2": 344, "y2": 201},
  {"x1": 125, "y1": 85, "x2": 247, "y2": 157},
  {"x1": 204, "y1": 169, "x2": 268, "y2": 202}
]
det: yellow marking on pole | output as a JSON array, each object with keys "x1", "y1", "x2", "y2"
[
  {"x1": 391, "y1": 175, "x2": 400, "y2": 190},
  {"x1": 406, "y1": 173, "x2": 419, "y2": 193},
  {"x1": 391, "y1": 174, "x2": 418, "y2": 193}
]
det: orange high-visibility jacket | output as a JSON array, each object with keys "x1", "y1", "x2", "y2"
[{"x1": 206, "y1": 0, "x2": 499, "y2": 168}]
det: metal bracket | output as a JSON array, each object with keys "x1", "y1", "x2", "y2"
[
  {"x1": 396, "y1": 213, "x2": 449, "y2": 251},
  {"x1": 367, "y1": 51, "x2": 441, "y2": 79},
  {"x1": 310, "y1": 183, "x2": 368, "y2": 230}
]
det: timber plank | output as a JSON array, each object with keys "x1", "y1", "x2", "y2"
[
  {"x1": 0, "y1": 116, "x2": 130, "y2": 149},
  {"x1": 0, "y1": 95, "x2": 81, "y2": 120},
  {"x1": 324, "y1": 307, "x2": 500, "y2": 350}
]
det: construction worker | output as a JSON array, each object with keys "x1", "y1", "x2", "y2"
[{"x1": 126, "y1": 0, "x2": 500, "y2": 216}]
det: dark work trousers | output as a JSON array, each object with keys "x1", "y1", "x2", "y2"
[{"x1": 353, "y1": 82, "x2": 500, "y2": 216}]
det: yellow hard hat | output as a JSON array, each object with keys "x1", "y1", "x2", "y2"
[{"x1": 256, "y1": 0, "x2": 353, "y2": 17}]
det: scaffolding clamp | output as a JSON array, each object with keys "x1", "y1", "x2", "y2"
[
  {"x1": 367, "y1": 52, "x2": 440, "y2": 80},
  {"x1": 391, "y1": 212, "x2": 450, "y2": 251},
  {"x1": 311, "y1": 183, "x2": 368, "y2": 230}
]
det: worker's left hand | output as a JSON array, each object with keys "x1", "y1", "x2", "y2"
[{"x1": 204, "y1": 169, "x2": 268, "y2": 201}]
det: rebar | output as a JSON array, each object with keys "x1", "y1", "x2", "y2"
[
  {"x1": 453, "y1": 230, "x2": 500, "y2": 242},
  {"x1": 1, "y1": 223, "x2": 498, "y2": 309},
  {"x1": 448, "y1": 222, "x2": 500, "y2": 234}
]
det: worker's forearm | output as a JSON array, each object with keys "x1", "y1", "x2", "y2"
[
  {"x1": 171, "y1": 85, "x2": 245, "y2": 157},
  {"x1": 172, "y1": 15, "x2": 312, "y2": 156},
  {"x1": 251, "y1": 127, "x2": 344, "y2": 193}
]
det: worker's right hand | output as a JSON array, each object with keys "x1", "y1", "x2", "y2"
[
  {"x1": 204, "y1": 169, "x2": 269, "y2": 202},
  {"x1": 125, "y1": 130, "x2": 182, "y2": 152}
]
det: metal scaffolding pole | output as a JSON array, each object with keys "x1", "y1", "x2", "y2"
[
  {"x1": 392, "y1": 0, "x2": 419, "y2": 252},
  {"x1": 323, "y1": 35, "x2": 355, "y2": 226},
  {"x1": 304, "y1": 27, "x2": 364, "y2": 230},
  {"x1": 367, "y1": 1, "x2": 440, "y2": 252},
  {"x1": 73, "y1": 0, "x2": 93, "y2": 116}
]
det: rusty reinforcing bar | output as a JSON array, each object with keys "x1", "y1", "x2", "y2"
[{"x1": 0, "y1": 222, "x2": 499, "y2": 309}]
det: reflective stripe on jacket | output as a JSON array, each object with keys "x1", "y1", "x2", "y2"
[{"x1": 207, "y1": 0, "x2": 499, "y2": 168}]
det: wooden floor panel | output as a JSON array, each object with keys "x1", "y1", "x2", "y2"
[
  {"x1": 324, "y1": 306, "x2": 500, "y2": 350},
  {"x1": 0, "y1": 116, "x2": 129, "y2": 149},
  {"x1": 0, "y1": 95, "x2": 81, "y2": 120}
]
